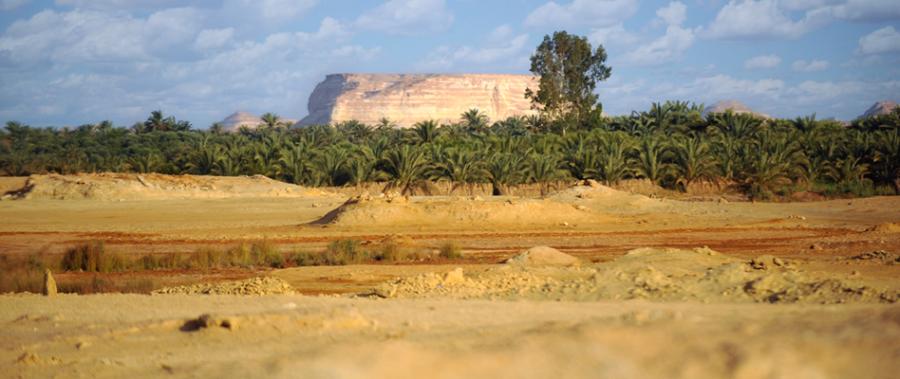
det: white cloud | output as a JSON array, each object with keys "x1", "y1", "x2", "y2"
[
  {"x1": 622, "y1": 2, "x2": 695, "y2": 66},
  {"x1": 623, "y1": 25, "x2": 695, "y2": 65},
  {"x1": 524, "y1": 0, "x2": 639, "y2": 28},
  {"x1": 1, "y1": 0, "x2": 28, "y2": 11},
  {"x1": 417, "y1": 26, "x2": 529, "y2": 70},
  {"x1": 823, "y1": 0, "x2": 900, "y2": 22},
  {"x1": 704, "y1": 0, "x2": 828, "y2": 39},
  {"x1": 194, "y1": 28, "x2": 235, "y2": 50},
  {"x1": 657, "y1": 1, "x2": 687, "y2": 26},
  {"x1": 356, "y1": 0, "x2": 453, "y2": 35},
  {"x1": 744, "y1": 54, "x2": 782, "y2": 69},
  {"x1": 858, "y1": 26, "x2": 900, "y2": 55},
  {"x1": 589, "y1": 23, "x2": 639, "y2": 47},
  {"x1": 792, "y1": 59, "x2": 829, "y2": 71}
]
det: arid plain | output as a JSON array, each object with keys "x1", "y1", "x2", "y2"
[{"x1": 1, "y1": 173, "x2": 898, "y2": 378}]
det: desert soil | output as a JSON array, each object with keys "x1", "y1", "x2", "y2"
[{"x1": 1, "y1": 174, "x2": 899, "y2": 378}]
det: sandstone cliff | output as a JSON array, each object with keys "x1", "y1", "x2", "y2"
[{"x1": 297, "y1": 73, "x2": 538, "y2": 127}]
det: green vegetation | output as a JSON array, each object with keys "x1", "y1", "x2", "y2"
[
  {"x1": 526, "y1": 31, "x2": 611, "y2": 131},
  {"x1": 2, "y1": 105, "x2": 899, "y2": 199},
  {"x1": 1, "y1": 105, "x2": 898, "y2": 200}
]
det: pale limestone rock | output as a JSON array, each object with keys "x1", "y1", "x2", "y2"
[
  {"x1": 43, "y1": 269, "x2": 57, "y2": 296},
  {"x1": 297, "y1": 73, "x2": 538, "y2": 127}
]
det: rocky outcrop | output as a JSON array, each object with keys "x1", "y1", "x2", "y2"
[
  {"x1": 704, "y1": 100, "x2": 770, "y2": 119},
  {"x1": 297, "y1": 73, "x2": 538, "y2": 127},
  {"x1": 859, "y1": 100, "x2": 898, "y2": 118},
  {"x1": 219, "y1": 112, "x2": 262, "y2": 132}
]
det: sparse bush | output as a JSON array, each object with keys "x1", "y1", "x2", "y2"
[
  {"x1": 291, "y1": 251, "x2": 323, "y2": 266},
  {"x1": 250, "y1": 240, "x2": 285, "y2": 268},
  {"x1": 439, "y1": 242, "x2": 464, "y2": 259},
  {"x1": 324, "y1": 239, "x2": 369, "y2": 265},
  {"x1": 60, "y1": 241, "x2": 126, "y2": 273}
]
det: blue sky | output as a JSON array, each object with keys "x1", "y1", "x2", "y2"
[{"x1": 1, "y1": 0, "x2": 898, "y2": 127}]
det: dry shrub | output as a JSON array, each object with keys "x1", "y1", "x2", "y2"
[
  {"x1": 439, "y1": 242, "x2": 463, "y2": 259},
  {"x1": 60, "y1": 241, "x2": 127, "y2": 273}
]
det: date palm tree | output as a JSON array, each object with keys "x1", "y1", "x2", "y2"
[
  {"x1": 431, "y1": 147, "x2": 487, "y2": 195},
  {"x1": 634, "y1": 135, "x2": 671, "y2": 185},
  {"x1": 487, "y1": 152, "x2": 527, "y2": 196},
  {"x1": 413, "y1": 120, "x2": 440, "y2": 144},
  {"x1": 528, "y1": 153, "x2": 567, "y2": 196},
  {"x1": 461, "y1": 108, "x2": 489, "y2": 134},
  {"x1": 279, "y1": 142, "x2": 313, "y2": 185},
  {"x1": 382, "y1": 144, "x2": 430, "y2": 195},
  {"x1": 588, "y1": 132, "x2": 633, "y2": 185},
  {"x1": 672, "y1": 135, "x2": 714, "y2": 191}
]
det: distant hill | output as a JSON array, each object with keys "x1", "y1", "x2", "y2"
[
  {"x1": 218, "y1": 112, "x2": 262, "y2": 132},
  {"x1": 859, "y1": 101, "x2": 898, "y2": 119},
  {"x1": 703, "y1": 100, "x2": 770, "y2": 119}
]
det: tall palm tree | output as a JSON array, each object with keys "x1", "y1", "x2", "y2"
[
  {"x1": 382, "y1": 145, "x2": 430, "y2": 195},
  {"x1": 278, "y1": 142, "x2": 313, "y2": 185},
  {"x1": 461, "y1": 108, "x2": 489, "y2": 133},
  {"x1": 588, "y1": 132, "x2": 633, "y2": 185},
  {"x1": 528, "y1": 153, "x2": 567, "y2": 196},
  {"x1": 487, "y1": 153, "x2": 527, "y2": 196},
  {"x1": 413, "y1": 120, "x2": 440, "y2": 144},
  {"x1": 346, "y1": 145, "x2": 385, "y2": 187},
  {"x1": 742, "y1": 131, "x2": 805, "y2": 199},
  {"x1": 313, "y1": 145, "x2": 351, "y2": 186},
  {"x1": 634, "y1": 135, "x2": 671, "y2": 185},
  {"x1": 672, "y1": 135, "x2": 714, "y2": 191},
  {"x1": 260, "y1": 113, "x2": 281, "y2": 129},
  {"x1": 432, "y1": 147, "x2": 487, "y2": 195}
]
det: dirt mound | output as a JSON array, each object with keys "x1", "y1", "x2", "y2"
[
  {"x1": 314, "y1": 193, "x2": 611, "y2": 228},
  {"x1": 152, "y1": 277, "x2": 295, "y2": 295},
  {"x1": 550, "y1": 182, "x2": 667, "y2": 214},
  {"x1": 505, "y1": 246, "x2": 580, "y2": 266},
  {"x1": 4, "y1": 173, "x2": 333, "y2": 200},
  {"x1": 848, "y1": 250, "x2": 900, "y2": 265},
  {"x1": 369, "y1": 247, "x2": 898, "y2": 304},
  {"x1": 868, "y1": 222, "x2": 900, "y2": 233}
]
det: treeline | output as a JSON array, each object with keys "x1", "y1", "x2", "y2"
[{"x1": 1, "y1": 102, "x2": 898, "y2": 199}]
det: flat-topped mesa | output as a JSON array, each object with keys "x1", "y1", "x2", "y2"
[{"x1": 297, "y1": 73, "x2": 538, "y2": 127}]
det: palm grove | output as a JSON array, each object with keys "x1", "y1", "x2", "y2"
[{"x1": 1, "y1": 31, "x2": 898, "y2": 199}]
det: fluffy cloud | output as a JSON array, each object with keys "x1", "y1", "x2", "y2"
[
  {"x1": 589, "y1": 23, "x2": 639, "y2": 47},
  {"x1": 704, "y1": 0, "x2": 827, "y2": 39},
  {"x1": 744, "y1": 54, "x2": 782, "y2": 69},
  {"x1": 858, "y1": 26, "x2": 900, "y2": 54},
  {"x1": 792, "y1": 59, "x2": 829, "y2": 71},
  {"x1": 524, "y1": 0, "x2": 639, "y2": 28},
  {"x1": 823, "y1": 0, "x2": 900, "y2": 22},
  {"x1": 0, "y1": 8, "x2": 203, "y2": 64},
  {"x1": 656, "y1": 1, "x2": 687, "y2": 26},
  {"x1": 194, "y1": 28, "x2": 235, "y2": 50},
  {"x1": 622, "y1": 2, "x2": 694, "y2": 65},
  {"x1": 356, "y1": 0, "x2": 453, "y2": 35},
  {"x1": 0, "y1": 9, "x2": 376, "y2": 126},
  {"x1": 416, "y1": 25, "x2": 529, "y2": 70}
]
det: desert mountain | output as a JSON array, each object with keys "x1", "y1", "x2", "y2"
[
  {"x1": 296, "y1": 73, "x2": 538, "y2": 128},
  {"x1": 859, "y1": 100, "x2": 898, "y2": 118},
  {"x1": 703, "y1": 100, "x2": 770, "y2": 119},
  {"x1": 218, "y1": 112, "x2": 262, "y2": 132}
]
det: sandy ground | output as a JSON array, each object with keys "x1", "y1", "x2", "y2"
[{"x1": 1, "y1": 174, "x2": 899, "y2": 378}]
